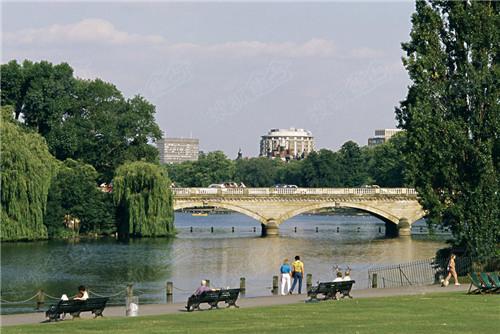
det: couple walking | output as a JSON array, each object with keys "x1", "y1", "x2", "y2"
[{"x1": 279, "y1": 256, "x2": 304, "y2": 295}]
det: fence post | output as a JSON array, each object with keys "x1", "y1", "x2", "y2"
[
  {"x1": 36, "y1": 289, "x2": 45, "y2": 310},
  {"x1": 306, "y1": 273, "x2": 312, "y2": 291},
  {"x1": 166, "y1": 281, "x2": 173, "y2": 304},
  {"x1": 371, "y1": 273, "x2": 378, "y2": 288},
  {"x1": 240, "y1": 277, "x2": 246, "y2": 296},
  {"x1": 272, "y1": 275, "x2": 279, "y2": 295}
]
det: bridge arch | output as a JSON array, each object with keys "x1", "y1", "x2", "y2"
[
  {"x1": 278, "y1": 202, "x2": 401, "y2": 226},
  {"x1": 173, "y1": 201, "x2": 265, "y2": 223}
]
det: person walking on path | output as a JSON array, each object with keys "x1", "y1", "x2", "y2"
[
  {"x1": 279, "y1": 259, "x2": 292, "y2": 295},
  {"x1": 442, "y1": 254, "x2": 460, "y2": 287},
  {"x1": 289, "y1": 256, "x2": 305, "y2": 294}
]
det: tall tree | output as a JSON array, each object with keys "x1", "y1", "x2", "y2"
[
  {"x1": 113, "y1": 161, "x2": 174, "y2": 239},
  {"x1": 338, "y1": 141, "x2": 370, "y2": 187},
  {"x1": 0, "y1": 60, "x2": 75, "y2": 135},
  {"x1": 396, "y1": 1, "x2": 499, "y2": 258},
  {"x1": 1, "y1": 106, "x2": 58, "y2": 241}
]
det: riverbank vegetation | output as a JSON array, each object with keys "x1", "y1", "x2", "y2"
[
  {"x1": 0, "y1": 61, "x2": 172, "y2": 241},
  {"x1": 2, "y1": 293, "x2": 498, "y2": 334}
]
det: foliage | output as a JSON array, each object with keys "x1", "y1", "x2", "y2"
[
  {"x1": 44, "y1": 159, "x2": 115, "y2": 238},
  {"x1": 366, "y1": 132, "x2": 408, "y2": 187},
  {"x1": 234, "y1": 158, "x2": 282, "y2": 187},
  {"x1": 113, "y1": 161, "x2": 174, "y2": 238},
  {"x1": 396, "y1": 0, "x2": 499, "y2": 258},
  {"x1": 1, "y1": 106, "x2": 58, "y2": 241},
  {"x1": 0, "y1": 61, "x2": 163, "y2": 181},
  {"x1": 301, "y1": 149, "x2": 342, "y2": 187},
  {"x1": 166, "y1": 151, "x2": 236, "y2": 187},
  {"x1": 337, "y1": 141, "x2": 370, "y2": 187},
  {"x1": 0, "y1": 60, "x2": 75, "y2": 136}
]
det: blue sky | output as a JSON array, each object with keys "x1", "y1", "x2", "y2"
[{"x1": 2, "y1": 1, "x2": 415, "y2": 156}]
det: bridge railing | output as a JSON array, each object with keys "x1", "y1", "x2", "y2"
[{"x1": 171, "y1": 187, "x2": 417, "y2": 196}]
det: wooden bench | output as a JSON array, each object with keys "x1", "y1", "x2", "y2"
[
  {"x1": 45, "y1": 298, "x2": 109, "y2": 321},
  {"x1": 186, "y1": 288, "x2": 240, "y2": 312},
  {"x1": 307, "y1": 280, "x2": 355, "y2": 301}
]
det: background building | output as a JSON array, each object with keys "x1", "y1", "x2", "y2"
[
  {"x1": 260, "y1": 128, "x2": 314, "y2": 160},
  {"x1": 157, "y1": 137, "x2": 199, "y2": 164},
  {"x1": 368, "y1": 129, "x2": 403, "y2": 146}
]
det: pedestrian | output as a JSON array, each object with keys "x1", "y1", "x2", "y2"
[
  {"x1": 279, "y1": 258, "x2": 292, "y2": 295},
  {"x1": 442, "y1": 254, "x2": 460, "y2": 287},
  {"x1": 289, "y1": 255, "x2": 305, "y2": 294}
]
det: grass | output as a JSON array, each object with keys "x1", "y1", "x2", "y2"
[{"x1": 3, "y1": 292, "x2": 499, "y2": 334}]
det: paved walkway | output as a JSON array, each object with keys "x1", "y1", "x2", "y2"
[{"x1": 0, "y1": 284, "x2": 469, "y2": 327}]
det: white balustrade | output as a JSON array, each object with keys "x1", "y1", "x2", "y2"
[{"x1": 172, "y1": 187, "x2": 417, "y2": 196}]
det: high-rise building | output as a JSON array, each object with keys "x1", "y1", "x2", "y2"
[
  {"x1": 157, "y1": 137, "x2": 199, "y2": 164},
  {"x1": 368, "y1": 129, "x2": 403, "y2": 146},
  {"x1": 260, "y1": 128, "x2": 315, "y2": 160}
]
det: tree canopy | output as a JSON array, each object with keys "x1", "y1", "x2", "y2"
[
  {"x1": 396, "y1": 0, "x2": 499, "y2": 258},
  {"x1": 1, "y1": 106, "x2": 58, "y2": 241},
  {"x1": 44, "y1": 159, "x2": 115, "y2": 238},
  {"x1": 0, "y1": 60, "x2": 163, "y2": 181},
  {"x1": 113, "y1": 161, "x2": 174, "y2": 239}
]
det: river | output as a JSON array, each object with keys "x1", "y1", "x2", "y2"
[{"x1": 0, "y1": 213, "x2": 447, "y2": 314}]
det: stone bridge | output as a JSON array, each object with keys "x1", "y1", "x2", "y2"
[{"x1": 172, "y1": 188, "x2": 425, "y2": 237}]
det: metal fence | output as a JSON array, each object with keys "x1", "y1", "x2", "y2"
[{"x1": 368, "y1": 257, "x2": 473, "y2": 288}]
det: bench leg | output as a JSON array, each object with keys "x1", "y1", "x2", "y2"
[
  {"x1": 226, "y1": 299, "x2": 239, "y2": 308},
  {"x1": 94, "y1": 309, "x2": 105, "y2": 318}
]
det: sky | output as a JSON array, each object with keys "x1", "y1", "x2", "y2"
[{"x1": 2, "y1": 1, "x2": 415, "y2": 157}]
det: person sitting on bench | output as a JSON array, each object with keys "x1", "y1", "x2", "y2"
[
  {"x1": 343, "y1": 268, "x2": 352, "y2": 281},
  {"x1": 333, "y1": 271, "x2": 344, "y2": 282},
  {"x1": 74, "y1": 285, "x2": 89, "y2": 300},
  {"x1": 193, "y1": 280, "x2": 215, "y2": 296}
]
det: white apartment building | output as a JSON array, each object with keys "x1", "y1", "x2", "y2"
[{"x1": 260, "y1": 128, "x2": 315, "y2": 160}]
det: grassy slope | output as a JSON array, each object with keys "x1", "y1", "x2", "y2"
[{"x1": 3, "y1": 293, "x2": 499, "y2": 334}]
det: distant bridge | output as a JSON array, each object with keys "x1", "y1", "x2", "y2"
[{"x1": 172, "y1": 188, "x2": 425, "y2": 237}]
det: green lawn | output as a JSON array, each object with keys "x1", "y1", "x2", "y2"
[{"x1": 3, "y1": 293, "x2": 499, "y2": 334}]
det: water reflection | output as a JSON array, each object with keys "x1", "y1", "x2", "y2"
[{"x1": 1, "y1": 213, "x2": 445, "y2": 314}]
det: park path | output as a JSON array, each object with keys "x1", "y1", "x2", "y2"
[{"x1": 0, "y1": 284, "x2": 469, "y2": 327}]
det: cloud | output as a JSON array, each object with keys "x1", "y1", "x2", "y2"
[
  {"x1": 4, "y1": 18, "x2": 338, "y2": 58},
  {"x1": 3, "y1": 18, "x2": 166, "y2": 45}
]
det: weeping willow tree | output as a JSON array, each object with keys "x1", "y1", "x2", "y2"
[
  {"x1": 113, "y1": 161, "x2": 174, "y2": 239},
  {"x1": 1, "y1": 106, "x2": 58, "y2": 241}
]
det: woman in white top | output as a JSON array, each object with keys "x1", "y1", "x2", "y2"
[{"x1": 74, "y1": 285, "x2": 89, "y2": 300}]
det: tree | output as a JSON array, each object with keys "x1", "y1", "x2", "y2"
[
  {"x1": 367, "y1": 133, "x2": 408, "y2": 187},
  {"x1": 0, "y1": 60, "x2": 75, "y2": 135},
  {"x1": 396, "y1": 1, "x2": 499, "y2": 258},
  {"x1": 234, "y1": 158, "x2": 281, "y2": 187},
  {"x1": 337, "y1": 141, "x2": 370, "y2": 187},
  {"x1": 47, "y1": 79, "x2": 163, "y2": 180},
  {"x1": 301, "y1": 149, "x2": 342, "y2": 187},
  {"x1": 165, "y1": 151, "x2": 235, "y2": 187},
  {"x1": 1, "y1": 61, "x2": 163, "y2": 181},
  {"x1": 44, "y1": 159, "x2": 115, "y2": 237},
  {"x1": 113, "y1": 161, "x2": 174, "y2": 239},
  {"x1": 1, "y1": 106, "x2": 58, "y2": 241}
]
